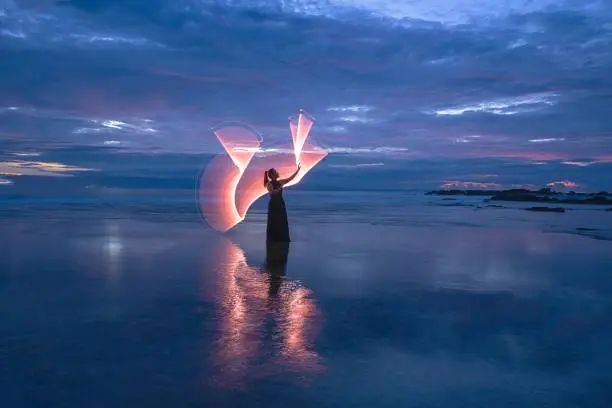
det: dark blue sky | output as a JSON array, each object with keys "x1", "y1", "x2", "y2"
[{"x1": 1, "y1": 0, "x2": 611, "y2": 191}]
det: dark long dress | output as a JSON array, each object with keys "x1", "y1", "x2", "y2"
[{"x1": 266, "y1": 179, "x2": 290, "y2": 243}]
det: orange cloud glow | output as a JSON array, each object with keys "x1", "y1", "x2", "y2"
[
  {"x1": 546, "y1": 180, "x2": 578, "y2": 189},
  {"x1": 0, "y1": 161, "x2": 95, "y2": 177}
]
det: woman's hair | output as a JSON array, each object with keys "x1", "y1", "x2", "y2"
[{"x1": 264, "y1": 168, "x2": 278, "y2": 186}]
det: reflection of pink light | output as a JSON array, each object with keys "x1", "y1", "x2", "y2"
[
  {"x1": 209, "y1": 237, "x2": 323, "y2": 387},
  {"x1": 211, "y1": 238, "x2": 263, "y2": 386},
  {"x1": 199, "y1": 111, "x2": 327, "y2": 232},
  {"x1": 278, "y1": 286, "x2": 322, "y2": 373}
]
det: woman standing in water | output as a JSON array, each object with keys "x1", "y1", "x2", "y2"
[{"x1": 264, "y1": 164, "x2": 301, "y2": 243}]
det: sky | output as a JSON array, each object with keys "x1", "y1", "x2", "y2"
[{"x1": 1, "y1": 0, "x2": 612, "y2": 192}]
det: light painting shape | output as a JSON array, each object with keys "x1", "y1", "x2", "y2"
[{"x1": 198, "y1": 111, "x2": 327, "y2": 232}]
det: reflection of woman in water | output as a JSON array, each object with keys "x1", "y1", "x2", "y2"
[
  {"x1": 264, "y1": 242, "x2": 290, "y2": 296},
  {"x1": 210, "y1": 238, "x2": 321, "y2": 385},
  {"x1": 264, "y1": 165, "x2": 300, "y2": 243}
]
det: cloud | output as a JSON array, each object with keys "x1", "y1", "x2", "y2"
[
  {"x1": 561, "y1": 159, "x2": 612, "y2": 167},
  {"x1": 233, "y1": 146, "x2": 408, "y2": 156},
  {"x1": 455, "y1": 135, "x2": 482, "y2": 144},
  {"x1": 103, "y1": 140, "x2": 121, "y2": 145},
  {"x1": 324, "y1": 0, "x2": 605, "y2": 25},
  {"x1": 1, "y1": 106, "x2": 24, "y2": 113},
  {"x1": 337, "y1": 115, "x2": 374, "y2": 123},
  {"x1": 73, "y1": 119, "x2": 158, "y2": 135},
  {"x1": 432, "y1": 93, "x2": 559, "y2": 116},
  {"x1": 0, "y1": 1, "x2": 164, "y2": 49},
  {"x1": 546, "y1": 180, "x2": 578, "y2": 189},
  {"x1": 327, "y1": 105, "x2": 373, "y2": 113},
  {"x1": 2, "y1": 107, "x2": 159, "y2": 136},
  {"x1": 328, "y1": 125, "x2": 347, "y2": 133},
  {"x1": 324, "y1": 147, "x2": 411, "y2": 154},
  {"x1": 440, "y1": 181, "x2": 502, "y2": 190},
  {"x1": 456, "y1": 173, "x2": 499, "y2": 179},
  {"x1": 151, "y1": 0, "x2": 610, "y2": 27},
  {"x1": 328, "y1": 162, "x2": 384, "y2": 169},
  {"x1": 1, "y1": 28, "x2": 26, "y2": 38},
  {"x1": 327, "y1": 105, "x2": 376, "y2": 124},
  {"x1": 0, "y1": 161, "x2": 96, "y2": 177},
  {"x1": 53, "y1": 33, "x2": 161, "y2": 48},
  {"x1": 440, "y1": 180, "x2": 543, "y2": 190},
  {"x1": 561, "y1": 161, "x2": 595, "y2": 167},
  {"x1": 11, "y1": 152, "x2": 42, "y2": 157},
  {"x1": 528, "y1": 138, "x2": 565, "y2": 143}
]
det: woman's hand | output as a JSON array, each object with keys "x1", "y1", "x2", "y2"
[{"x1": 279, "y1": 163, "x2": 302, "y2": 186}]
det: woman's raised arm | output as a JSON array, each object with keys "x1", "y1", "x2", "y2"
[{"x1": 279, "y1": 164, "x2": 301, "y2": 186}]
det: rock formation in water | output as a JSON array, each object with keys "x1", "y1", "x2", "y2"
[{"x1": 426, "y1": 188, "x2": 612, "y2": 205}]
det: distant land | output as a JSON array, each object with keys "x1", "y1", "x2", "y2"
[{"x1": 426, "y1": 188, "x2": 612, "y2": 205}]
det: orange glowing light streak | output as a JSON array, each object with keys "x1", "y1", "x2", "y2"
[{"x1": 199, "y1": 111, "x2": 327, "y2": 232}]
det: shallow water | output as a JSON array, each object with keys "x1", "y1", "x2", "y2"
[{"x1": 1, "y1": 192, "x2": 612, "y2": 407}]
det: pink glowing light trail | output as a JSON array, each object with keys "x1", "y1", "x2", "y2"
[{"x1": 198, "y1": 111, "x2": 327, "y2": 232}]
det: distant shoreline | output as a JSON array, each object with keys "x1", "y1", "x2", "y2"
[{"x1": 426, "y1": 188, "x2": 612, "y2": 206}]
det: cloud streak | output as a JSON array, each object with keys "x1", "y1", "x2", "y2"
[
  {"x1": 0, "y1": 161, "x2": 96, "y2": 178},
  {"x1": 546, "y1": 180, "x2": 578, "y2": 189},
  {"x1": 432, "y1": 93, "x2": 559, "y2": 117}
]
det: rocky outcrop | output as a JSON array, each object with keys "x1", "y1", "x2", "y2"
[{"x1": 426, "y1": 188, "x2": 612, "y2": 205}]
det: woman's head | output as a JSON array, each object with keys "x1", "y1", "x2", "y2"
[
  {"x1": 267, "y1": 168, "x2": 279, "y2": 179},
  {"x1": 264, "y1": 168, "x2": 279, "y2": 186}
]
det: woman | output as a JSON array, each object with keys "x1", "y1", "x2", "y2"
[{"x1": 264, "y1": 164, "x2": 301, "y2": 243}]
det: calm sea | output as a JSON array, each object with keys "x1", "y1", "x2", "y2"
[{"x1": 1, "y1": 190, "x2": 612, "y2": 407}]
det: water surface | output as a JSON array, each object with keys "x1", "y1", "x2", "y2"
[{"x1": 1, "y1": 192, "x2": 612, "y2": 407}]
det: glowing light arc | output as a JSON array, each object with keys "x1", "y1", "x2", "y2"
[{"x1": 198, "y1": 111, "x2": 327, "y2": 232}]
